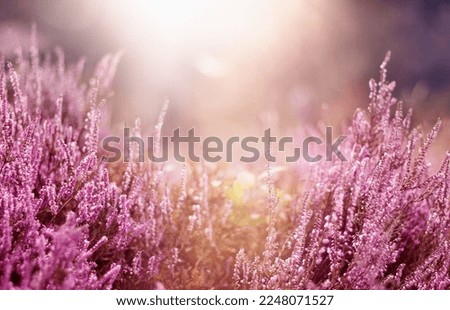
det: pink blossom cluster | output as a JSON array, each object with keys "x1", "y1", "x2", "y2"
[
  {"x1": 0, "y1": 38, "x2": 164, "y2": 289},
  {"x1": 233, "y1": 53, "x2": 450, "y2": 289}
]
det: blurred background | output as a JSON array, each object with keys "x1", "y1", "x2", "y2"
[{"x1": 0, "y1": 0, "x2": 449, "y2": 152}]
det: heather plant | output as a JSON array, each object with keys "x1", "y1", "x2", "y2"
[
  {"x1": 0, "y1": 34, "x2": 168, "y2": 289},
  {"x1": 233, "y1": 53, "x2": 450, "y2": 290},
  {"x1": 0, "y1": 33, "x2": 448, "y2": 290}
]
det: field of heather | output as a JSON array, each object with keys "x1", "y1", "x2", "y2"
[{"x1": 0, "y1": 1, "x2": 449, "y2": 291}]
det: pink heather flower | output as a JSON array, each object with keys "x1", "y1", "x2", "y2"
[
  {"x1": 0, "y1": 32, "x2": 167, "y2": 289},
  {"x1": 232, "y1": 53, "x2": 449, "y2": 290}
]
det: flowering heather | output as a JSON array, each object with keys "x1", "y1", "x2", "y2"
[
  {"x1": 233, "y1": 53, "x2": 450, "y2": 290},
  {"x1": 0, "y1": 39, "x2": 448, "y2": 290},
  {"x1": 0, "y1": 38, "x2": 164, "y2": 289}
]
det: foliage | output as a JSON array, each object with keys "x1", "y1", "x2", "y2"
[{"x1": 0, "y1": 40, "x2": 448, "y2": 289}]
